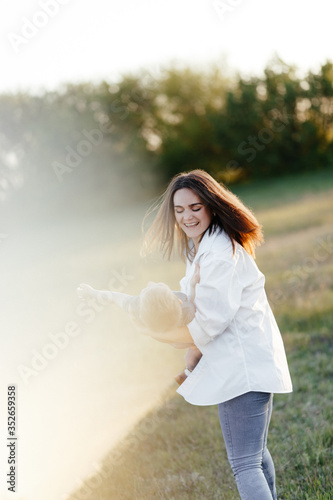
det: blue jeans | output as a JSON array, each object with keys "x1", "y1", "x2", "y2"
[{"x1": 218, "y1": 392, "x2": 277, "y2": 500}]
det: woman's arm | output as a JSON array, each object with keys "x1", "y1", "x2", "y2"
[
  {"x1": 186, "y1": 255, "x2": 243, "y2": 351},
  {"x1": 144, "y1": 325, "x2": 195, "y2": 346}
]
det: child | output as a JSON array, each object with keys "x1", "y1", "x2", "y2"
[{"x1": 77, "y1": 263, "x2": 202, "y2": 385}]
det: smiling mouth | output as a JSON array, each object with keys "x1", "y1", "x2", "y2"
[{"x1": 184, "y1": 222, "x2": 199, "y2": 227}]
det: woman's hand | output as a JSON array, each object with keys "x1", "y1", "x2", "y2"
[
  {"x1": 131, "y1": 322, "x2": 194, "y2": 348},
  {"x1": 190, "y1": 262, "x2": 200, "y2": 288},
  {"x1": 189, "y1": 262, "x2": 200, "y2": 303}
]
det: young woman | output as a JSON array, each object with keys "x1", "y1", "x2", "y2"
[{"x1": 142, "y1": 169, "x2": 292, "y2": 500}]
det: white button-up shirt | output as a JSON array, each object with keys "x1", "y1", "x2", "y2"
[{"x1": 176, "y1": 228, "x2": 293, "y2": 406}]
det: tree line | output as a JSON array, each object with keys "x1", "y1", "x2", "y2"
[{"x1": 0, "y1": 56, "x2": 332, "y2": 208}]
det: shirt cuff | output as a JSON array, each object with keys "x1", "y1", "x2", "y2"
[{"x1": 187, "y1": 316, "x2": 212, "y2": 351}]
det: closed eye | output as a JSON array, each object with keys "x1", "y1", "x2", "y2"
[{"x1": 174, "y1": 205, "x2": 203, "y2": 214}]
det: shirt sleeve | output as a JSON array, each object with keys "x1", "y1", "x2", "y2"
[{"x1": 187, "y1": 254, "x2": 243, "y2": 351}]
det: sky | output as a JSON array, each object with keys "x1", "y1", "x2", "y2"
[{"x1": 1, "y1": 0, "x2": 332, "y2": 94}]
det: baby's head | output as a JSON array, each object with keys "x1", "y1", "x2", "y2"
[{"x1": 139, "y1": 282, "x2": 182, "y2": 333}]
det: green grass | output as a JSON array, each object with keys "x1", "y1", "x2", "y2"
[
  {"x1": 232, "y1": 168, "x2": 333, "y2": 211},
  {"x1": 68, "y1": 170, "x2": 333, "y2": 500}
]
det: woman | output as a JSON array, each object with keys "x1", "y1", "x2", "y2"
[{"x1": 142, "y1": 169, "x2": 292, "y2": 500}]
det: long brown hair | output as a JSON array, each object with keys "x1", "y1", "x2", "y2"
[{"x1": 142, "y1": 169, "x2": 264, "y2": 260}]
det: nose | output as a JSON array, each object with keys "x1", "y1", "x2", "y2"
[
  {"x1": 182, "y1": 210, "x2": 195, "y2": 221},
  {"x1": 184, "y1": 216, "x2": 195, "y2": 224}
]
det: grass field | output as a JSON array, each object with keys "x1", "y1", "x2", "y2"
[{"x1": 68, "y1": 169, "x2": 333, "y2": 500}]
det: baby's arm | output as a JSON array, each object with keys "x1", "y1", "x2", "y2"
[
  {"x1": 77, "y1": 283, "x2": 149, "y2": 336},
  {"x1": 77, "y1": 284, "x2": 136, "y2": 310}
]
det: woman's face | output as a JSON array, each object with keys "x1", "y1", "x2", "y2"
[{"x1": 173, "y1": 188, "x2": 212, "y2": 249}]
